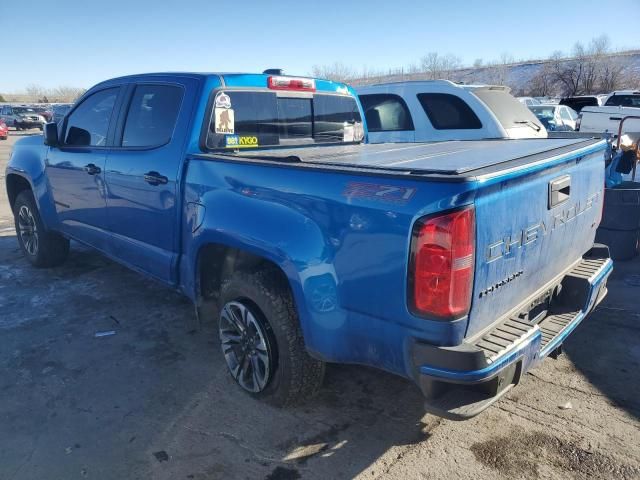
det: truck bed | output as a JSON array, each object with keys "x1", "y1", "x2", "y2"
[{"x1": 209, "y1": 138, "x2": 604, "y2": 178}]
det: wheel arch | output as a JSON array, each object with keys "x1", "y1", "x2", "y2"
[
  {"x1": 196, "y1": 242, "x2": 295, "y2": 311},
  {"x1": 6, "y1": 173, "x2": 33, "y2": 211}
]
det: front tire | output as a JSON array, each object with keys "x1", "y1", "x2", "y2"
[
  {"x1": 13, "y1": 190, "x2": 69, "y2": 267},
  {"x1": 218, "y1": 269, "x2": 325, "y2": 406}
]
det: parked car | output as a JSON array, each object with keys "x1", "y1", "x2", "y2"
[
  {"x1": 357, "y1": 81, "x2": 546, "y2": 143},
  {"x1": 6, "y1": 72, "x2": 611, "y2": 420},
  {"x1": 31, "y1": 106, "x2": 53, "y2": 122},
  {"x1": 529, "y1": 104, "x2": 579, "y2": 131},
  {"x1": 52, "y1": 103, "x2": 73, "y2": 124},
  {"x1": 517, "y1": 96, "x2": 541, "y2": 107},
  {"x1": 0, "y1": 120, "x2": 8, "y2": 140},
  {"x1": 577, "y1": 91, "x2": 640, "y2": 134},
  {"x1": 602, "y1": 90, "x2": 640, "y2": 107},
  {"x1": 0, "y1": 105, "x2": 45, "y2": 130},
  {"x1": 559, "y1": 95, "x2": 603, "y2": 113}
]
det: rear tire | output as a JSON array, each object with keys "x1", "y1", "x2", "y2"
[
  {"x1": 13, "y1": 190, "x2": 69, "y2": 267},
  {"x1": 218, "y1": 268, "x2": 325, "y2": 406}
]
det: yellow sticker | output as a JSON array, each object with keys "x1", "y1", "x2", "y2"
[{"x1": 238, "y1": 136, "x2": 258, "y2": 147}]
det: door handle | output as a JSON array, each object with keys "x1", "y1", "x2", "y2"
[
  {"x1": 84, "y1": 163, "x2": 101, "y2": 175},
  {"x1": 548, "y1": 175, "x2": 571, "y2": 209},
  {"x1": 143, "y1": 171, "x2": 168, "y2": 186}
]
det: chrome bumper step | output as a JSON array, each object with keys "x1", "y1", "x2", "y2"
[{"x1": 472, "y1": 256, "x2": 610, "y2": 364}]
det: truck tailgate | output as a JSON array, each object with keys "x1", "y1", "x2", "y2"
[
  {"x1": 466, "y1": 141, "x2": 606, "y2": 337},
  {"x1": 580, "y1": 107, "x2": 640, "y2": 134}
]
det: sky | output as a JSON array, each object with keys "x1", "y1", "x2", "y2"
[{"x1": 1, "y1": 0, "x2": 639, "y2": 92}]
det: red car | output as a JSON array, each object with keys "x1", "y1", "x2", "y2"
[{"x1": 0, "y1": 121, "x2": 8, "y2": 140}]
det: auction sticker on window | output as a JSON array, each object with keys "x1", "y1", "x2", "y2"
[
  {"x1": 225, "y1": 135, "x2": 259, "y2": 148},
  {"x1": 215, "y1": 108, "x2": 235, "y2": 134}
]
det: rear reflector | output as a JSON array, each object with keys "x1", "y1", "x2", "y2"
[
  {"x1": 268, "y1": 76, "x2": 316, "y2": 91},
  {"x1": 409, "y1": 206, "x2": 475, "y2": 319}
]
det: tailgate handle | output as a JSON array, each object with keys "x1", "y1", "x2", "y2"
[
  {"x1": 609, "y1": 117, "x2": 622, "y2": 121},
  {"x1": 549, "y1": 175, "x2": 571, "y2": 209}
]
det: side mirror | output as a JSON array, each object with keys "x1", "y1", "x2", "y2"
[{"x1": 43, "y1": 122, "x2": 59, "y2": 146}]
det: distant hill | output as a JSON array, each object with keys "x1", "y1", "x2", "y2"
[{"x1": 351, "y1": 50, "x2": 640, "y2": 96}]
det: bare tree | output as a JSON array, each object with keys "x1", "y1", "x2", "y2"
[
  {"x1": 25, "y1": 84, "x2": 46, "y2": 99},
  {"x1": 310, "y1": 63, "x2": 356, "y2": 83},
  {"x1": 548, "y1": 35, "x2": 630, "y2": 95},
  {"x1": 528, "y1": 62, "x2": 555, "y2": 97},
  {"x1": 420, "y1": 52, "x2": 441, "y2": 79},
  {"x1": 441, "y1": 54, "x2": 462, "y2": 80},
  {"x1": 599, "y1": 56, "x2": 627, "y2": 92},
  {"x1": 347, "y1": 36, "x2": 638, "y2": 93},
  {"x1": 579, "y1": 41, "x2": 607, "y2": 94},
  {"x1": 419, "y1": 52, "x2": 461, "y2": 80},
  {"x1": 485, "y1": 53, "x2": 514, "y2": 85},
  {"x1": 550, "y1": 49, "x2": 583, "y2": 96},
  {"x1": 51, "y1": 86, "x2": 86, "y2": 102}
]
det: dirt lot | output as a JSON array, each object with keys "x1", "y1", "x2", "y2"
[{"x1": 0, "y1": 131, "x2": 639, "y2": 480}]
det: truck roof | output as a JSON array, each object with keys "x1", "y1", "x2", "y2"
[
  {"x1": 91, "y1": 72, "x2": 352, "y2": 93},
  {"x1": 357, "y1": 80, "x2": 511, "y2": 94},
  {"x1": 211, "y1": 137, "x2": 604, "y2": 178}
]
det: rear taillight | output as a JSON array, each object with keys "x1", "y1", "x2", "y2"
[
  {"x1": 268, "y1": 75, "x2": 316, "y2": 91},
  {"x1": 409, "y1": 206, "x2": 475, "y2": 319}
]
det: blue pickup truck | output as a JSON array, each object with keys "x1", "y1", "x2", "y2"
[{"x1": 6, "y1": 72, "x2": 613, "y2": 419}]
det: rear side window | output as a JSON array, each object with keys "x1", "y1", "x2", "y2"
[
  {"x1": 604, "y1": 95, "x2": 640, "y2": 107},
  {"x1": 64, "y1": 88, "x2": 118, "y2": 147},
  {"x1": 359, "y1": 94, "x2": 414, "y2": 132},
  {"x1": 205, "y1": 90, "x2": 363, "y2": 150},
  {"x1": 417, "y1": 93, "x2": 482, "y2": 130},
  {"x1": 122, "y1": 84, "x2": 183, "y2": 147},
  {"x1": 472, "y1": 89, "x2": 543, "y2": 131}
]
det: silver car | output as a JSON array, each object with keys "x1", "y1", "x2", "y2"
[{"x1": 0, "y1": 105, "x2": 46, "y2": 130}]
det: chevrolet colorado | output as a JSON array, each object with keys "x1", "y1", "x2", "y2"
[{"x1": 6, "y1": 72, "x2": 612, "y2": 419}]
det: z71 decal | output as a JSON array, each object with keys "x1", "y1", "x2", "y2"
[{"x1": 343, "y1": 182, "x2": 416, "y2": 204}]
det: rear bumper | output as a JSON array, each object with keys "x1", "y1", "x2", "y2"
[{"x1": 412, "y1": 245, "x2": 612, "y2": 420}]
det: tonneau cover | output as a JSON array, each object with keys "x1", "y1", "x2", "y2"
[{"x1": 218, "y1": 138, "x2": 603, "y2": 175}]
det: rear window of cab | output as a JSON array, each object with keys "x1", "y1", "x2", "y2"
[{"x1": 205, "y1": 90, "x2": 364, "y2": 150}]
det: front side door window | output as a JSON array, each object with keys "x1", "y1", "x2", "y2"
[{"x1": 64, "y1": 88, "x2": 119, "y2": 147}]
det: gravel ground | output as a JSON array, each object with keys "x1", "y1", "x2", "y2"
[{"x1": 0, "y1": 131, "x2": 639, "y2": 480}]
